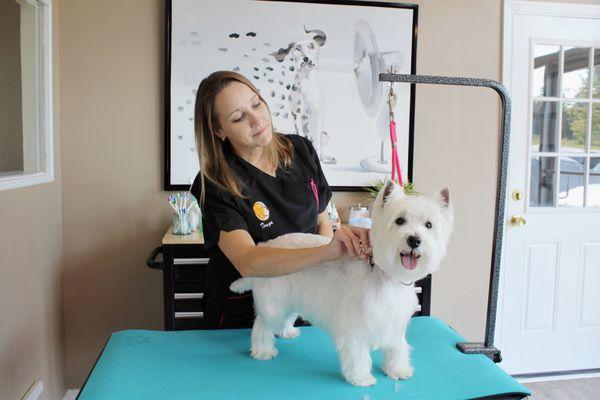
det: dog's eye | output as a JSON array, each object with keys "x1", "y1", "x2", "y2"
[
  {"x1": 395, "y1": 217, "x2": 405, "y2": 226},
  {"x1": 425, "y1": 221, "x2": 433, "y2": 229}
]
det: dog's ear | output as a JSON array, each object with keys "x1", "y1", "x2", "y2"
[
  {"x1": 379, "y1": 178, "x2": 403, "y2": 207},
  {"x1": 433, "y1": 188, "x2": 451, "y2": 209},
  {"x1": 382, "y1": 179, "x2": 395, "y2": 205},
  {"x1": 271, "y1": 43, "x2": 295, "y2": 62}
]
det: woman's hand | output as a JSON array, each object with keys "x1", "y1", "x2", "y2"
[{"x1": 323, "y1": 224, "x2": 371, "y2": 261}]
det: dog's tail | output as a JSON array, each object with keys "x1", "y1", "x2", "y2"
[{"x1": 229, "y1": 278, "x2": 255, "y2": 294}]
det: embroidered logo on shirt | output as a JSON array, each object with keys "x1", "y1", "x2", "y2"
[
  {"x1": 253, "y1": 201, "x2": 270, "y2": 222},
  {"x1": 259, "y1": 221, "x2": 273, "y2": 229}
]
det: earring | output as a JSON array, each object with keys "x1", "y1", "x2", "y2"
[{"x1": 221, "y1": 136, "x2": 227, "y2": 142}]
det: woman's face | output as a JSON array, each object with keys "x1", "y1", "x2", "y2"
[{"x1": 214, "y1": 81, "x2": 273, "y2": 158}]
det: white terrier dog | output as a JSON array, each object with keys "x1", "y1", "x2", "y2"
[{"x1": 230, "y1": 181, "x2": 453, "y2": 386}]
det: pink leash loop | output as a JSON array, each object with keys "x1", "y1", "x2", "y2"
[{"x1": 389, "y1": 120, "x2": 404, "y2": 186}]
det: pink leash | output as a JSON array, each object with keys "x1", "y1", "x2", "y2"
[
  {"x1": 388, "y1": 77, "x2": 404, "y2": 186},
  {"x1": 389, "y1": 120, "x2": 404, "y2": 186}
]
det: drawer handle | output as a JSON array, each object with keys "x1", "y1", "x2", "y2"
[
  {"x1": 175, "y1": 312, "x2": 204, "y2": 319},
  {"x1": 146, "y1": 246, "x2": 163, "y2": 270},
  {"x1": 174, "y1": 293, "x2": 204, "y2": 300},
  {"x1": 174, "y1": 258, "x2": 210, "y2": 265}
]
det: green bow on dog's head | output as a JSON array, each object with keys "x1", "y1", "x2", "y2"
[{"x1": 365, "y1": 178, "x2": 418, "y2": 201}]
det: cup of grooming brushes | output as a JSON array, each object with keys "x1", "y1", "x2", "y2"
[{"x1": 168, "y1": 193, "x2": 194, "y2": 235}]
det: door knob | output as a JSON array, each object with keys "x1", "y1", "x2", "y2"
[{"x1": 510, "y1": 215, "x2": 526, "y2": 227}]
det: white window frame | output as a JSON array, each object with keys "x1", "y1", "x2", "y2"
[
  {"x1": 525, "y1": 40, "x2": 600, "y2": 213},
  {"x1": 0, "y1": 0, "x2": 54, "y2": 192}
]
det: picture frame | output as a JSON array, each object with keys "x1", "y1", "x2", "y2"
[{"x1": 164, "y1": 0, "x2": 418, "y2": 191}]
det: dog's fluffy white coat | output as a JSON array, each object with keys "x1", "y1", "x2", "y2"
[{"x1": 230, "y1": 181, "x2": 453, "y2": 386}]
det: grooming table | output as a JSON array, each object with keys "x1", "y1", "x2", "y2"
[{"x1": 77, "y1": 317, "x2": 530, "y2": 399}]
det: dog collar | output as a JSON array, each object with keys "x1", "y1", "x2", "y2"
[
  {"x1": 368, "y1": 255, "x2": 375, "y2": 271},
  {"x1": 367, "y1": 255, "x2": 414, "y2": 286}
]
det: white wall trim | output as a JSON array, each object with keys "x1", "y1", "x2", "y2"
[
  {"x1": 508, "y1": 1, "x2": 600, "y2": 19},
  {"x1": 22, "y1": 380, "x2": 44, "y2": 400},
  {"x1": 0, "y1": 172, "x2": 54, "y2": 191},
  {"x1": 62, "y1": 389, "x2": 79, "y2": 400},
  {"x1": 517, "y1": 371, "x2": 600, "y2": 383}
]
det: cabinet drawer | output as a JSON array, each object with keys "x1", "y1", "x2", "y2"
[
  {"x1": 175, "y1": 317, "x2": 204, "y2": 330},
  {"x1": 174, "y1": 298, "x2": 204, "y2": 312},
  {"x1": 174, "y1": 281, "x2": 206, "y2": 293},
  {"x1": 174, "y1": 265, "x2": 207, "y2": 282}
]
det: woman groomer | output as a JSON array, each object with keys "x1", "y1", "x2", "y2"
[{"x1": 191, "y1": 71, "x2": 371, "y2": 329}]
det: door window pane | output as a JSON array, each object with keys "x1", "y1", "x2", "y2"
[
  {"x1": 563, "y1": 47, "x2": 590, "y2": 99},
  {"x1": 589, "y1": 157, "x2": 600, "y2": 207},
  {"x1": 558, "y1": 157, "x2": 586, "y2": 207},
  {"x1": 593, "y1": 49, "x2": 600, "y2": 99},
  {"x1": 532, "y1": 101, "x2": 559, "y2": 152},
  {"x1": 593, "y1": 103, "x2": 600, "y2": 154},
  {"x1": 561, "y1": 102, "x2": 588, "y2": 153},
  {"x1": 530, "y1": 156, "x2": 557, "y2": 207},
  {"x1": 529, "y1": 44, "x2": 599, "y2": 209},
  {"x1": 533, "y1": 45, "x2": 560, "y2": 97}
]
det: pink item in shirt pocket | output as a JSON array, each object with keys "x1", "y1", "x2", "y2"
[{"x1": 309, "y1": 178, "x2": 319, "y2": 211}]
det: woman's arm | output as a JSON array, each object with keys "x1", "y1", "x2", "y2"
[
  {"x1": 218, "y1": 226, "x2": 369, "y2": 278},
  {"x1": 317, "y1": 210, "x2": 334, "y2": 238}
]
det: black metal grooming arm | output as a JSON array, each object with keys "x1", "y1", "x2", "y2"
[{"x1": 379, "y1": 73, "x2": 511, "y2": 363}]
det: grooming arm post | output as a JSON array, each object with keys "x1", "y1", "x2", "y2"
[{"x1": 379, "y1": 73, "x2": 511, "y2": 363}]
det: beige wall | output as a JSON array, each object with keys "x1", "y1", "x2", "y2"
[
  {"x1": 411, "y1": 0, "x2": 503, "y2": 342},
  {"x1": 59, "y1": 0, "x2": 166, "y2": 387},
  {"x1": 0, "y1": 2, "x2": 64, "y2": 400},
  {"x1": 56, "y1": 0, "x2": 598, "y2": 389}
]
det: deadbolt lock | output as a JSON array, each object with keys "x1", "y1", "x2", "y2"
[{"x1": 512, "y1": 190, "x2": 523, "y2": 201}]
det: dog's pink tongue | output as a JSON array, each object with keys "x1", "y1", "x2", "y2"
[{"x1": 402, "y1": 254, "x2": 418, "y2": 270}]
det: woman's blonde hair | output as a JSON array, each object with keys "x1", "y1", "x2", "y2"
[{"x1": 194, "y1": 71, "x2": 294, "y2": 204}]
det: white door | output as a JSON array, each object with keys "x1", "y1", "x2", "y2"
[{"x1": 498, "y1": 1, "x2": 600, "y2": 376}]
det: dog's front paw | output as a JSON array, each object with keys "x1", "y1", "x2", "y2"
[
  {"x1": 278, "y1": 326, "x2": 300, "y2": 339},
  {"x1": 345, "y1": 374, "x2": 377, "y2": 387},
  {"x1": 383, "y1": 363, "x2": 414, "y2": 380},
  {"x1": 250, "y1": 347, "x2": 279, "y2": 360}
]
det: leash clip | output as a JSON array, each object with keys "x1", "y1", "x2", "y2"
[{"x1": 387, "y1": 66, "x2": 398, "y2": 120}]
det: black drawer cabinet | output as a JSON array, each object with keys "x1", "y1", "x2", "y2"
[
  {"x1": 147, "y1": 228, "x2": 208, "y2": 330},
  {"x1": 148, "y1": 228, "x2": 432, "y2": 331}
]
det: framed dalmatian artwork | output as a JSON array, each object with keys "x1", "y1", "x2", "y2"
[{"x1": 165, "y1": 0, "x2": 418, "y2": 190}]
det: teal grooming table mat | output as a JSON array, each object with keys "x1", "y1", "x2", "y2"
[{"x1": 77, "y1": 316, "x2": 530, "y2": 399}]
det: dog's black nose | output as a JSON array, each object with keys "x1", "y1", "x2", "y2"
[{"x1": 407, "y1": 235, "x2": 421, "y2": 249}]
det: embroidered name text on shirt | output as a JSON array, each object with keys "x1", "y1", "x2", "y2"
[{"x1": 259, "y1": 220, "x2": 274, "y2": 229}]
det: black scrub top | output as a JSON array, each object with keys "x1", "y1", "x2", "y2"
[{"x1": 190, "y1": 134, "x2": 332, "y2": 329}]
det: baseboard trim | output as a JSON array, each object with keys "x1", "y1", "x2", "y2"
[
  {"x1": 62, "y1": 389, "x2": 79, "y2": 400},
  {"x1": 515, "y1": 369, "x2": 600, "y2": 383},
  {"x1": 22, "y1": 381, "x2": 44, "y2": 400}
]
